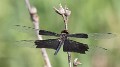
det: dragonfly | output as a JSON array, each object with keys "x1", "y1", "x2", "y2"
[
  {"x1": 13, "y1": 25, "x2": 116, "y2": 55},
  {"x1": 35, "y1": 29, "x2": 116, "y2": 55}
]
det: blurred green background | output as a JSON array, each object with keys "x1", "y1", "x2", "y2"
[{"x1": 0, "y1": 0, "x2": 120, "y2": 67}]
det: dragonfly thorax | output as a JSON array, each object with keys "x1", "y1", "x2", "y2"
[{"x1": 60, "y1": 33, "x2": 68, "y2": 41}]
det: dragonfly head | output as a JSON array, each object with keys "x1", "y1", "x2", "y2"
[{"x1": 61, "y1": 30, "x2": 69, "y2": 34}]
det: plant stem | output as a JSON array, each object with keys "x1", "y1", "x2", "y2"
[{"x1": 25, "y1": 0, "x2": 52, "y2": 67}]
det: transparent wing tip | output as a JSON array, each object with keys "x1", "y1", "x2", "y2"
[
  {"x1": 14, "y1": 40, "x2": 36, "y2": 48},
  {"x1": 88, "y1": 33, "x2": 117, "y2": 40},
  {"x1": 11, "y1": 25, "x2": 39, "y2": 33}
]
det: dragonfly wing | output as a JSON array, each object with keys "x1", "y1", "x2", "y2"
[
  {"x1": 63, "y1": 39, "x2": 89, "y2": 54},
  {"x1": 12, "y1": 25, "x2": 60, "y2": 37},
  {"x1": 14, "y1": 40, "x2": 36, "y2": 48},
  {"x1": 39, "y1": 30, "x2": 60, "y2": 37},
  {"x1": 67, "y1": 33, "x2": 88, "y2": 38},
  {"x1": 68, "y1": 33, "x2": 116, "y2": 39},
  {"x1": 88, "y1": 33, "x2": 117, "y2": 40},
  {"x1": 35, "y1": 39, "x2": 60, "y2": 50},
  {"x1": 12, "y1": 25, "x2": 38, "y2": 33}
]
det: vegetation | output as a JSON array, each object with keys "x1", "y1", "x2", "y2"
[{"x1": 0, "y1": 0, "x2": 120, "y2": 67}]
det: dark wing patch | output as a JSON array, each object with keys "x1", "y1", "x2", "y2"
[
  {"x1": 63, "y1": 39, "x2": 89, "y2": 54},
  {"x1": 67, "y1": 33, "x2": 88, "y2": 38},
  {"x1": 39, "y1": 30, "x2": 60, "y2": 37},
  {"x1": 35, "y1": 39, "x2": 60, "y2": 50}
]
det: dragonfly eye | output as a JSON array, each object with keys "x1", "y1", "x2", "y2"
[{"x1": 61, "y1": 30, "x2": 69, "y2": 34}]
